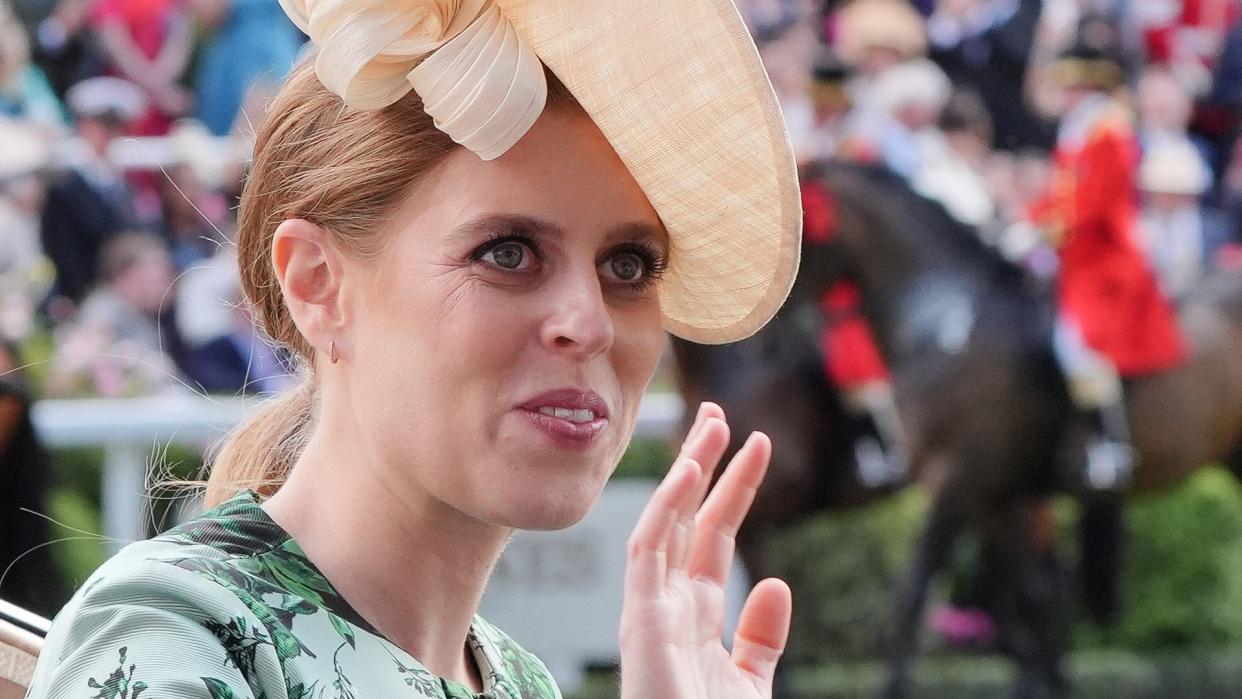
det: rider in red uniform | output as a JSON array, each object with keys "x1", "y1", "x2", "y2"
[{"x1": 1031, "y1": 43, "x2": 1186, "y2": 490}]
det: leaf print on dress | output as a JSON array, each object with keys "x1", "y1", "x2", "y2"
[
  {"x1": 86, "y1": 647, "x2": 148, "y2": 699},
  {"x1": 201, "y1": 677, "x2": 239, "y2": 699},
  {"x1": 236, "y1": 543, "x2": 364, "y2": 649},
  {"x1": 174, "y1": 556, "x2": 316, "y2": 662},
  {"x1": 330, "y1": 642, "x2": 357, "y2": 699},
  {"x1": 205, "y1": 616, "x2": 273, "y2": 677},
  {"x1": 382, "y1": 644, "x2": 440, "y2": 698},
  {"x1": 165, "y1": 493, "x2": 287, "y2": 555},
  {"x1": 495, "y1": 635, "x2": 560, "y2": 699}
]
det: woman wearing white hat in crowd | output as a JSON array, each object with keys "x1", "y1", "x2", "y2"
[
  {"x1": 26, "y1": 0, "x2": 802, "y2": 697},
  {"x1": 1138, "y1": 138, "x2": 1232, "y2": 300}
]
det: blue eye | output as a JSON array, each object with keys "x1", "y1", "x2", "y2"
[
  {"x1": 599, "y1": 243, "x2": 667, "y2": 290},
  {"x1": 473, "y1": 235, "x2": 540, "y2": 271},
  {"x1": 604, "y1": 253, "x2": 645, "y2": 282},
  {"x1": 485, "y1": 241, "x2": 529, "y2": 270}
]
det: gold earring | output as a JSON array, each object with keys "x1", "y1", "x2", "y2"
[{"x1": 329, "y1": 340, "x2": 338, "y2": 364}]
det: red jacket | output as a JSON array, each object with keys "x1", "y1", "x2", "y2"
[{"x1": 1032, "y1": 98, "x2": 1185, "y2": 376}]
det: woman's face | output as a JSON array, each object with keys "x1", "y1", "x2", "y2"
[{"x1": 341, "y1": 109, "x2": 667, "y2": 531}]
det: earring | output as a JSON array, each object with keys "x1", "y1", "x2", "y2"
[{"x1": 329, "y1": 340, "x2": 339, "y2": 364}]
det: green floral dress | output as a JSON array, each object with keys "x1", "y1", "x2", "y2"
[{"x1": 26, "y1": 491, "x2": 563, "y2": 699}]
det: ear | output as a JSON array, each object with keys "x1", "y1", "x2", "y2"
[{"x1": 272, "y1": 219, "x2": 349, "y2": 363}]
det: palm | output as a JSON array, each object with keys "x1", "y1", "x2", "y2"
[{"x1": 619, "y1": 404, "x2": 791, "y2": 699}]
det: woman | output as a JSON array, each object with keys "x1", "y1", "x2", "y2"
[
  {"x1": 191, "y1": 0, "x2": 303, "y2": 135},
  {"x1": 27, "y1": 0, "x2": 802, "y2": 696}
]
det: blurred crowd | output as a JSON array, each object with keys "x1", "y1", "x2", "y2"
[
  {"x1": 0, "y1": 0, "x2": 1241, "y2": 401},
  {"x1": 744, "y1": 0, "x2": 1242, "y2": 293},
  {"x1": 0, "y1": 0, "x2": 296, "y2": 397}
]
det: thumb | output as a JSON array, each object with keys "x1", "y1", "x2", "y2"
[{"x1": 730, "y1": 577, "x2": 792, "y2": 687}]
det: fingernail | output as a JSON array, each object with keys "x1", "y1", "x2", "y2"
[{"x1": 694, "y1": 402, "x2": 709, "y2": 428}]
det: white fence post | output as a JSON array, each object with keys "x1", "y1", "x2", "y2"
[{"x1": 101, "y1": 442, "x2": 148, "y2": 548}]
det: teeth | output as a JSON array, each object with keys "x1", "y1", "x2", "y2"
[{"x1": 537, "y1": 406, "x2": 597, "y2": 423}]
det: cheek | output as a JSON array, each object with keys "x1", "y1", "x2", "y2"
[
  {"x1": 356, "y1": 270, "x2": 531, "y2": 408},
  {"x1": 613, "y1": 301, "x2": 665, "y2": 390}
]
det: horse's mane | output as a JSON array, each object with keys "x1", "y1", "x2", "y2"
[{"x1": 817, "y1": 161, "x2": 1030, "y2": 291}]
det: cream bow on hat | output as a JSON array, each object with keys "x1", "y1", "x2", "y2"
[{"x1": 278, "y1": 0, "x2": 802, "y2": 344}]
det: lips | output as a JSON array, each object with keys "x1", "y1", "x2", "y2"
[
  {"x1": 519, "y1": 389, "x2": 610, "y2": 421},
  {"x1": 517, "y1": 388, "x2": 610, "y2": 449}
]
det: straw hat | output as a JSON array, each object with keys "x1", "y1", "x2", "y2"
[
  {"x1": 277, "y1": 0, "x2": 801, "y2": 344},
  {"x1": 835, "y1": 0, "x2": 927, "y2": 65}
]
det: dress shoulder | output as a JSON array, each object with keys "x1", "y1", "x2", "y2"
[{"x1": 26, "y1": 538, "x2": 286, "y2": 698}]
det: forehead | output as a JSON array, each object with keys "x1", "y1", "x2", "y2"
[{"x1": 392, "y1": 109, "x2": 666, "y2": 245}]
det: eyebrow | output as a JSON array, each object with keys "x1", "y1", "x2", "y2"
[{"x1": 451, "y1": 213, "x2": 668, "y2": 247}]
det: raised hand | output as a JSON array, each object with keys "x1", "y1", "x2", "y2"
[{"x1": 619, "y1": 402, "x2": 792, "y2": 699}]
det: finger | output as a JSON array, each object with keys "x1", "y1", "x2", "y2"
[
  {"x1": 624, "y1": 457, "x2": 699, "y2": 597},
  {"x1": 682, "y1": 401, "x2": 726, "y2": 445},
  {"x1": 676, "y1": 401, "x2": 721, "y2": 460},
  {"x1": 688, "y1": 432, "x2": 771, "y2": 584},
  {"x1": 666, "y1": 454, "x2": 708, "y2": 574},
  {"x1": 731, "y1": 577, "x2": 792, "y2": 687},
  {"x1": 682, "y1": 416, "x2": 731, "y2": 509},
  {"x1": 679, "y1": 402, "x2": 729, "y2": 496},
  {"x1": 682, "y1": 401, "x2": 716, "y2": 443}
]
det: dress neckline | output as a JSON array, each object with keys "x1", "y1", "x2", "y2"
[{"x1": 169, "y1": 489, "x2": 507, "y2": 698}]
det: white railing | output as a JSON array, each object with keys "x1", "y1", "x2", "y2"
[{"x1": 30, "y1": 392, "x2": 685, "y2": 546}]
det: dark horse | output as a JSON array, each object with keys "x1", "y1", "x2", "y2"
[{"x1": 672, "y1": 162, "x2": 1242, "y2": 698}]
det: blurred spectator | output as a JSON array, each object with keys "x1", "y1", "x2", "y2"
[
  {"x1": 917, "y1": 89, "x2": 997, "y2": 227},
  {"x1": 157, "y1": 159, "x2": 229, "y2": 270},
  {"x1": 1210, "y1": 18, "x2": 1242, "y2": 109},
  {"x1": 0, "y1": 119, "x2": 54, "y2": 341},
  {"x1": 176, "y1": 248, "x2": 290, "y2": 394},
  {"x1": 927, "y1": 0, "x2": 1052, "y2": 150},
  {"x1": 832, "y1": 0, "x2": 927, "y2": 83},
  {"x1": 738, "y1": 0, "x2": 806, "y2": 44},
  {"x1": 986, "y1": 148, "x2": 1053, "y2": 233},
  {"x1": 40, "y1": 76, "x2": 142, "y2": 308},
  {"x1": 0, "y1": 341, "x2": 66, "y2": 618},
  {"x1": 1027, "y1": 4, "x2": 1141, "y2": 120},
  {"x1": 750, "y1": 0, "x2": 819, "y2": 121},
  {"x1": 77, "y1": 230, "x2": 177, "y2": 351},
  {"x1": 0, "y1": 0, "x2": 67, "y2": 132},
  {"x1": 1213, "y1": 139, "x2": 1242, "y2": 258},
  {"x1": 33, "y1": 0, "x2": 105, "y2": 99},
  {"x1": 787, "y1": 52, "x2": 852, "y2": 164},
  {"x1": 91, "y1": 0, "x2": 193, "y2": 134},
  {"x1": 1137, "y1": 0, "x2": 1238, "y2": 98},
  {"x1": 0, "y1": 119, "x2": 50, "y2": 278},
  {"x1": 50, "y1": 230, "x2": 189, "y2": 397},
  {"x1": 1137, "y1": 138, "x2": 1230, "y2": 299},
  {"x1": 831, "y1": 0, "x2": 931, "y2": 164},
  {"x1": 189, "y1": 0, "x2": 301, "y2": 136},
  {"x1": 1137, "y1": 67, "x2": 1193, "y2": 140},
  {"x1": 1136, "y1": 67, "x2": 1214, "y2": 164},
  {"x1": 847, "y1": 58, "x2": 950, "y2": 178}
]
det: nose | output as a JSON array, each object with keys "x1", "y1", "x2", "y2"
[{"x1": 540, "y1": 267, "x2": 614, "y2": 360}]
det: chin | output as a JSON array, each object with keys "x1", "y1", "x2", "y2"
[{"x1": 493, "y1": 478, "x2": 605, "y2": 531}]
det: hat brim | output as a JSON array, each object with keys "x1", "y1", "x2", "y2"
[{"x1": 497, "y1": 0, "x2": 802, "y2": 344}]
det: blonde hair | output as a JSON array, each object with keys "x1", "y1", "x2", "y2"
[{"x1": 204, "y1": 59, "x2": 576, "y2": 507}]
